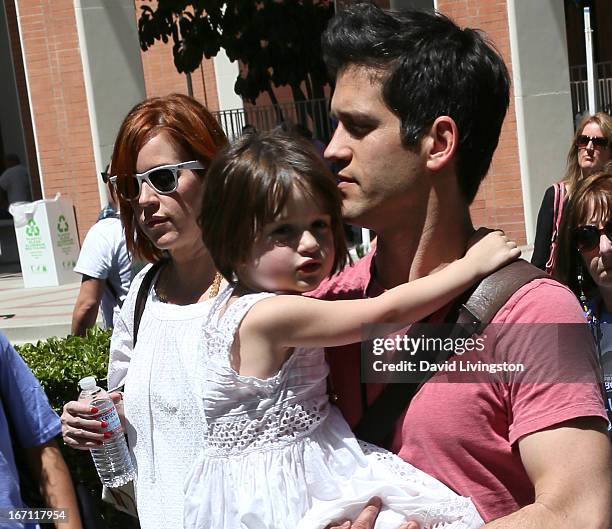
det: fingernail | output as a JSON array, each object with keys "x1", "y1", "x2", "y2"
[
  {"x1": 104, "y1": 431, "x2": 112, "y2": 438},
  {"x1": 90, "y1": 406, "x2": 98, "y2": 414},
  {"x1": 96, "y1": 441, "x2": 103, "y2": 446},
  {"x1": 100, "y1": 421, "x2": 108, "y2": 428},
  {"x1": 368, "y1": 496, "x2": 382, "y2": 507}
]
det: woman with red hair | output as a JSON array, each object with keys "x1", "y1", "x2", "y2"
[{"x1": 60, "y1": 94, "x2": 228, "y2": 529}]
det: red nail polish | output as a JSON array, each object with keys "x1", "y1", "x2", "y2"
[
  {"x1": 100, "y1": 421, "x2": 108, "y2": 428},
  {"x1": 90, "y1": 406, "x2": 98, "y2": 414},
  {"x1": 104, "y1": 431, "x2": 112, "y2": 439},
  {"x1": 97, "y1": 441, "x2": 103, "y2": 446}
]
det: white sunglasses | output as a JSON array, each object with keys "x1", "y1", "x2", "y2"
[{"x1": 109, "y1": 161, "x2": 204, "y2": 200}]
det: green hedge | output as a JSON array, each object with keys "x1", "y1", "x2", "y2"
[
  {"x1": 17, "y1": 327, "x2": 111, "y2": 410},
  {"x1": 16, "y1": 327, "x2": 139, "y2": 529}
]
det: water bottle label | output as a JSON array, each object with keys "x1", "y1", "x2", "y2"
[{"x1": 93, "y1": 407, "x2": 122, "y2": 434}]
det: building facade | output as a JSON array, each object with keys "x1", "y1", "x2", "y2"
[{"x1": 0, "y1": 0, "x2": 610, "y2": 255}]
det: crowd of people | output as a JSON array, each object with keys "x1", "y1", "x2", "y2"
[{"x1": 3, "y1": 3, "x2": 612, "y2": 529}]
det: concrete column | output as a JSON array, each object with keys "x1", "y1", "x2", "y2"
[
  {"x1": 74, "y1": 0, "x2": 146, "y2": 206},
  {"x1": 214, "y1": 49, "x2": 243, "y2": 111},
  {"x1": 507, "y1": 0, "x2": 574, "y2": 243},
  {"x1": 212, "y1": 49, "x2": 244, "y2": 139}
]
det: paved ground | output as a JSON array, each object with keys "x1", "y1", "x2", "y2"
[{"x1": 0, "y1": 272, "x2": 81, "y2": 345}]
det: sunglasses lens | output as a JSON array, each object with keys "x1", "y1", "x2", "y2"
[
  {"x1": 576, "y1": 135, "x2": 609, "y2": 149},
  {"x1": 117, "y1": 176, "x2": 140, "y2": 200},
  {"x1": 575, "y1": 226, "x2": 600, "y2": 252},
  {"x1": 149, "y1": 169, "x2": 177, "y2": 193},
  {"x1": 576, "y1": 135, "x2": 589, "y2": 148}
]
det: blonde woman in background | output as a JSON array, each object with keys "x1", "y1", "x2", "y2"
[{"x1": 531, "y1": 112, "x2": 612, "y2": 271}]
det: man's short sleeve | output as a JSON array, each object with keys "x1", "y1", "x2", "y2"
[
  {"x1": 0, "y1": 333, "x2": 60, "y2": 448},
  {"x1": 492, "y1": 279, "x2": 607, "y2": 443},
  {"x1": 74, "y1": 220, "x2": 115, "y2": 280}
]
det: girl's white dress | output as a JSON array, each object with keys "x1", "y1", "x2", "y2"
[{"x1": 184, "y1": 288, "x2": 484, "y2": 529}]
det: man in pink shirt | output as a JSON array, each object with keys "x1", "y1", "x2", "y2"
[{"x1": 314, "y1": 4, "x2": 611, "y2": 528}]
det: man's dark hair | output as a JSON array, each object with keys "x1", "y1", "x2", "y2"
[{"x1": 322, "y1": 3, "x2": 510, "y2": 203}]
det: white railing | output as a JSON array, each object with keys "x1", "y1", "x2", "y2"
[
  {"x1": 570, "y1": 60, "x2": 612, "y2": 118},
  {"x1": 212, "y1": 98, "x2": 331, "y2": 141}
]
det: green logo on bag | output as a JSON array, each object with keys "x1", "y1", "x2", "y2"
[
  {"x1": 57, "y1": 215, "x2": 69, "y2": 233},
  {"x1": 25, "y1": 219, "x2": 40, "y2": 237}
]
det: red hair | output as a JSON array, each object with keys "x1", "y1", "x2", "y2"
[{"x1": 111, "y1": 94, "x2": 228, "y2": 261}]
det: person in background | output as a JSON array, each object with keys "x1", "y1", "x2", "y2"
[
  {"x1": 97, "y1": 165, "x2": 118, "y2": 221},
  {"x1": 0, "y1": 332, "x2": 83, "y2": 529},
  {"x1": 554, "y1": 170, "x2": 612, "y2": 431},
  {"x1": 531, "y1": 112, "x2": 612, "y2": 271},
  {"x1": 71, "y1": 167, "x2": 131, "y2": 335},
  {"x1": 0, "y1": 154, "x2": 32, "y2": 210}
]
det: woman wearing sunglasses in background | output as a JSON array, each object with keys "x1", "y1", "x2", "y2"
[
  {"x1": 532, "y1": 112, "x2": 612, "y2": 272},
  {"x1": 60, "y1": 94, "x2": 228, "y2": 529},
  {"x1": 554, "y1": 169, "x2": 612, "y2": 433}
]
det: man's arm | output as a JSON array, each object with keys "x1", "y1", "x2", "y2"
[
  {"x1": 71, "y1": 276, "x2": 104, "y2": 336},
  {"x1": 484, "y1": 416, "x2": 611, "y2": 529},
  {"x1": 24, "y1": 439, "x2": 83, "y2": 529},
  {"x1": 348, "y1": 417, "x2": 611, "y2": 529}
]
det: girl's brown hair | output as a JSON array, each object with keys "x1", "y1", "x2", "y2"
[
  {"x1": 111, "y1": 94, "x2": 228, "y2": 261},
  {"x1": 553, "y1": 171, "x2": 612, "y2": 300},
  {"x1": 563, "y1": 112, "x2": 612, "y2": 195},
  {"x1": 200, "y1": 130, "x2": 350, "y2": 284}
]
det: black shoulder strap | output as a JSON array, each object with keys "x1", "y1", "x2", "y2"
[
  {"x1": 133, "y1": 260, "x2": 167, "y2": 347},
  {"x1": 353, "y1": 259, "x2": 546, "y2": 446},
  {"x1": 105, "y1": 278, "x2": 120, "y2": 306}
]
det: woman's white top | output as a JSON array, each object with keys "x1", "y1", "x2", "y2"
[
  {"x1": 108, "y1": 265, "x2": 216, "y2": 529},
  {"x1": 183, "y1": 287, "x2": 484, "y2": 529}
]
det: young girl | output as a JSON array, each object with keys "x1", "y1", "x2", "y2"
[{"x1": 184, "y1": 131, "x2": 520, "y2": 529}]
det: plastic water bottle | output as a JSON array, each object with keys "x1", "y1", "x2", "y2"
[{"x1": 78, "y1": 376, "x2": 135, "y2": 488}]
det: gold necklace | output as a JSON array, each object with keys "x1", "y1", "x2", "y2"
[
  {"x1": 155, "y1": 269, "x2": 223, "y2": 303},
  {"x1": 208, "y1": 271, "x2": 223, "y2": 299}
]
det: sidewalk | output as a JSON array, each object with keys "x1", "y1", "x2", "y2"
[{"x1": 0, "y1": 272, "x2": 81, "y2": 345}]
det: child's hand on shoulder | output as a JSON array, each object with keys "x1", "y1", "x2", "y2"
[{"x1": 465, "y1": 228, "x2": 521, "y2": 276}]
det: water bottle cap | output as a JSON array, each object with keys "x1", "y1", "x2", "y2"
[{"x1": 79, "y1": 376, "x2": 97, "y2": 390}]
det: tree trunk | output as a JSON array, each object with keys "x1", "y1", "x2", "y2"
[
  {"x1": 290, "y1": 83, "x2": 309, "y2": 127},
  {"x1": 267, "y1": 86, "x2": 285, "y2": 124},
  {"x1": 309, "y1": 73, "x2": 330, "y2": 140}
]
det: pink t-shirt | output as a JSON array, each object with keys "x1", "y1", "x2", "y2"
[{"x1": 311, "y1": 253, "x2": 607, "y2": 522}]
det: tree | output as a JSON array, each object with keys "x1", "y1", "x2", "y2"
[{"x1": 138, "y1": 0, "x2": 333, "y2": 110}]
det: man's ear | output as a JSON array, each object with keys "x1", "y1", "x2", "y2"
[{"x1": 424, "y1": 116, "x2": 458, "y2": 171}]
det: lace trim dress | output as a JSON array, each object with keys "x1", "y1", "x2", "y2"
[{"x1": 183, "y1": 287, "x2": 484, "y2": 529}]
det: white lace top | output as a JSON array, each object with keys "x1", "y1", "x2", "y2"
[
  {"x1": 183, "y1": 287, "x2": 484, "y2": 529},
  {"x1": 108, "y1": 265, "x2": 216, "y2": 529}
]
